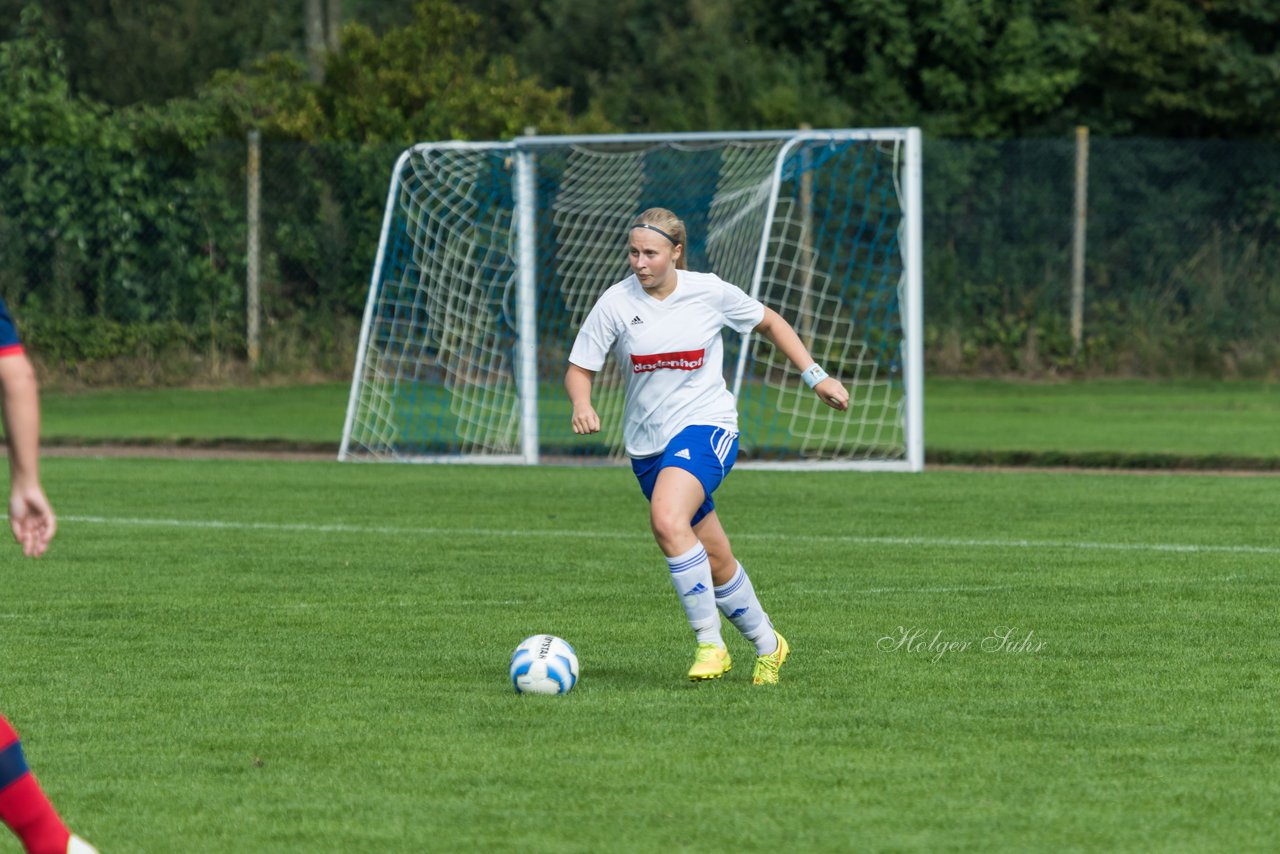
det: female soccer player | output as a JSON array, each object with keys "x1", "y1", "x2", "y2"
[
  {"x1": 565, "y1": 207, "x2": 849, "y2": 684},
  {"x1": 1, "y1": 297, "x2": 97, "y2": 854}
]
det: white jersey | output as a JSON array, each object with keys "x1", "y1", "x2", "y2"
[{"x1": 568, "y1": 269, "x2": 766, "y2": 458}]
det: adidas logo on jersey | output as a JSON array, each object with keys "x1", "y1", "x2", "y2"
[
  {"x1": 630, "y1": 315, "x2": 644, "y2": 325},
  {"x1": 674, "y1": 448, "x2": 691, "y2": 460},
  {"x1": 684, "y1": 582, "x2": 708, "y2": 596}
]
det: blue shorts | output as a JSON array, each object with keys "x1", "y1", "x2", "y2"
[{"x1": 631, "y1": 425, "x2": 739, "y2": 527}]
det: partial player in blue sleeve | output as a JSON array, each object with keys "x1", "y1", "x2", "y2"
[
  {"x1": 0, "y1": 297, "x2": 55, "y2": 557},
  {"x1": 0, "y1": 298, "x2": 97, "y2": 853}
]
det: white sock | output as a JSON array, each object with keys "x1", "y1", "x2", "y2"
[
  {"x1": 714, "y1": 562, "x2": 778, "y2": 655},
  {"x1": 665, "y1": 543, "x2": 723, "y2": 646}
]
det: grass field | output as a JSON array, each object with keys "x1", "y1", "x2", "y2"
[
  {"x1": 40, "y1": 384, "x2": 350, "y2": 445},
  {"x1": 8, "y1": 378, "x2": 1280, "y2": 850},
  {"x1": 38, "y1": 378, "x2": 1280, "y2": 466},
  {"x1": 927, "y1": 378, "x2": 1280, "y2": 465},
  {"x1": 3, "y1": 455, "x2": 1279, "y2": 852}
]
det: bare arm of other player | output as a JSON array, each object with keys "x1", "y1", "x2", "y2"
[
  {"x1": 565, "y1": 363, "x2": 601, "y2": 434},
  {"x1": 753, "y1": 307, "x2": 851, "y2": 411},
  {"x1": 0, "y1": 352, "x2": 55, "y2": 557}
]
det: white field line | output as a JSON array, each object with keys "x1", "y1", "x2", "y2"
[
  {"x1": 62, "y1": 515, "x2": 1280, "y2": 556},
  {"x1": 858, "y1": 574, "x2": 1243, "y2": 595}
]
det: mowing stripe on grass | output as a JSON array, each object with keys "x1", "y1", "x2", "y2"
[{"x1": 62, "y1": 514, "x2": 1280, "y2": 556}]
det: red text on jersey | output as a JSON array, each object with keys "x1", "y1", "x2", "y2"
[{"x1": 630, "y1": 349, "x2": 705, "y2": 373}]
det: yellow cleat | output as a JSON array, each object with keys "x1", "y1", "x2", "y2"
[
  {"x1": 751, "y1": 631, "x2": 790, "y2": 685},
  {"x1": 687, "y1": 643, "x2": 732, "y2": 681}
]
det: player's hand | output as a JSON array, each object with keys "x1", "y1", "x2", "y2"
[
  {"x1": 571, "y1": 405, "x2": 601, "y2": 435},
  {"x1": 9, "y1": 485, "x2": 56, "y2": 558},
  {"x1": 814, "y1": 377, "x2": 849, "y2": 411}
]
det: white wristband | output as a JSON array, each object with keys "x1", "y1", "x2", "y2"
[{"x1": 801, "y1": 364, "x2": 829, "y2": 388}]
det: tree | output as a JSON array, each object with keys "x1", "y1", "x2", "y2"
[
  {"x1": 318, "y1": 0, "x2": 588, "y2": 143},
  {"x1": 0, "y1": 5, "x2": 245, "y2": 352},
  {"x1": 0, "y1": 4, "x2": 110, "y2": 146},
  {"x1": 303, "y1": 0, "x2": 343, "y2": 83},
  {"x1": 0, "y1": 0, "x2": 305, "y2": 107},
  {"x1": 306, "y1": 0, "x2": 326, "y2": 84},
  {"x1": 742, "y1": 0, "x2": 1280, "y2": 140},
  {"x1": 742, "y1": 0, "x2": 1096, "y2": 137},
  {"x1": 1071, "y1": 0, "x2": 1280, "y2": 138},
  {"x1": 462, "y1": 0, "x2": 854, "y2": 131}
]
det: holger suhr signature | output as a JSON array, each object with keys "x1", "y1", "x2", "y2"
[{"x1": 877, "y1": 626, "x2": 1046, "y2": 663}]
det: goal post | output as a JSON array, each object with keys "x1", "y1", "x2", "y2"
[{"x1": 339, "y1": 129, "x2": 924, "y2": 470}]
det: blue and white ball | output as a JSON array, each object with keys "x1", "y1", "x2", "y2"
[{"x1": 509, "y1": 634, "x2": 579, "y2": 695}]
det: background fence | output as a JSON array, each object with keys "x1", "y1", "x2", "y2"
[
  {"x1": 929, "y1": 137, "x2": 1280, "y2": 377},
  {"x1": 1, "y1": 135, "x2": 1277, "y2": 385}
]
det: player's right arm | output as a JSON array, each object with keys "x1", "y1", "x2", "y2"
[
  {"x1": 566, "y1": 288, "x2": 622, "y2": 436},
  {"x1": 0, "y1": 351, "x2": 56, "y2": 557},
  {"x1": 565, "y1": 364, "x2": 601, "y2": 435}
]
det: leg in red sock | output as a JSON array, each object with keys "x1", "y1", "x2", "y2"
[{"x1": 0, "y1": 715, "x2": 72, "y2": 854}]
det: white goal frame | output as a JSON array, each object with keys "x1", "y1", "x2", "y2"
[{"x1": 339, "y1": 128, "x2": 924, "y2": 471}]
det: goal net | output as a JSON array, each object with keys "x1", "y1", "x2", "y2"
[{"x1": 339, "y1": 129, "x2": 923, "y2": 470}]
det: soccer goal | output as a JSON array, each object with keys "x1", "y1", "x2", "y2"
[{"x1": 339, "y1": 128, "x2": 923, "y2": 470}]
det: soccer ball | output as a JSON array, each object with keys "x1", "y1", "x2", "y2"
[{"x1": 509, "y1": 634, "x2": 579, "y2": 695}]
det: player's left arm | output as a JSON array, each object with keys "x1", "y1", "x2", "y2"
[{"x1": 753, "y1": 307, "x2": 850, "y2": 411}]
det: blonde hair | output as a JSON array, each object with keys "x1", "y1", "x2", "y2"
[{"x1": 631, "y1": 207, "x2": 687, "y2": 270}]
